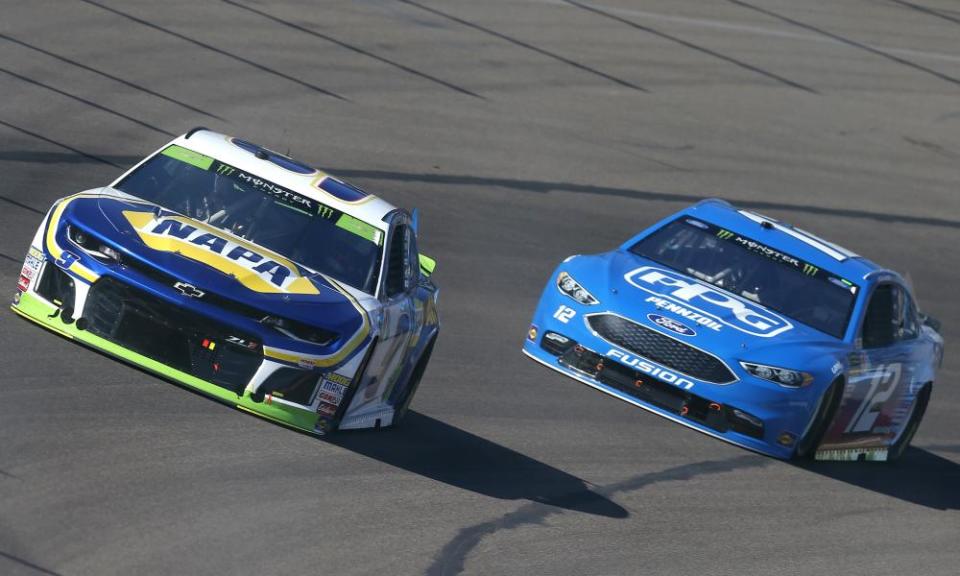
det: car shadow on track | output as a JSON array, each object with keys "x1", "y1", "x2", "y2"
[
  {"x1": 796, "y1": 447, "x2": 960, "y2": 510},
  {"x1": 328, "y1": 411, "x2": 628, "y2": 519}
]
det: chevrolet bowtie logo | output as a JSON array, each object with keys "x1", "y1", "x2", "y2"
[{"x1": 173, "y1": 282, "x2": 205, "y2": 298}]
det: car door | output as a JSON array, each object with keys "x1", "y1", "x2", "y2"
[
  {"x1": 843, "y1": 282, "x2": 921, "y2": 439},
  {"x1": 357, "y1": 217, "x2": 417, "y2": 406},
  {"x1": 887, "y1": 287, "x2": 935, "y2": 439}
]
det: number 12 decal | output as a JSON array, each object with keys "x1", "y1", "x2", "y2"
[
  {"x1": 846, "y1": 363, "x2": 902, "y2": 433},
  {"x1": 553, "y1": 305, "x2": 576, "y2": 323}
]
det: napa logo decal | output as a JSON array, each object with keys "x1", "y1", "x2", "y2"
[
  {"x1": 625, "y1": 266, "x2": 792, "y2": 338},
  {"x1": 123, "y1": 210, "x2": 319, "y2": 295}
]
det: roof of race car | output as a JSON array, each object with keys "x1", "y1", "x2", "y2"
[
  {"x1": 628, "y1": 199, "x2": 884, "y2": 284},
  {"x1": 115, "y1": 129, "x2": 400, "y2": 230}
]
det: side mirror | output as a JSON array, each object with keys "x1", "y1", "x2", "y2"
[
  {"x1": 920, "y1": 312, "x2": 941, "y2": 333},
  {"x1": 419, "y1": 254, "x2": 436, "y2": 277}
]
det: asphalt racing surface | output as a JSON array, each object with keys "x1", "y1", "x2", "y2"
[{"x1": 2, "y1": 1, "x2": 959, "y2": 574}]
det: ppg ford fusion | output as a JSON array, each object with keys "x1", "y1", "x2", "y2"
[
  {"x1": 523, "y1": 199, "x2": 943, "y2": 461},
  {"x1": 12, "y1": 128, "x2": 439, "y2": 435}
]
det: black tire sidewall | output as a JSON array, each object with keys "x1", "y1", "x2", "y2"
[
  {"x1": 392, "y1": 336, "x2": 437, "y2": 425},
  {"x1": 887, "y1": 384, "x2": 931, "y2": 462},
  {"x1": 795, "y1": 377, "x2": 844, "y2": 459}
]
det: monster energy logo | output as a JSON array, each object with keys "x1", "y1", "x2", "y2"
[
  {"x1": 716, "y1": 229, "x2": 735, "y2": 240},
  {"x1": 802, "y1": 263, "x2": 819, "y2": 275}
]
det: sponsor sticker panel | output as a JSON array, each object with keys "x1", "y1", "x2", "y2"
[{"x1": 625, "y1": 266, "x2": 794, "y2": 338}]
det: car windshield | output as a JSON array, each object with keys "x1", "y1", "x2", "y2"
[
  {"x1": 115, "y1": 145, "x2": 384, "y2": 294},
  {"x1": 629, "y1": 218, "x2": 859, "y2": 338}
]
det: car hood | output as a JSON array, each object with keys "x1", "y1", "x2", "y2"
[
  {"x1": 59, "y1": 190, "x2": 368, "y2": 337},
  {"x1": 567, "y1": 250, "x2": 845, "y2": 364}
]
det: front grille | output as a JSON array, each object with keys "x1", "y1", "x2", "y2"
[
  {"x1": 587, "y1": 314, "x2": 736, "y2": 384},
  {"x1": 83, "y1": 277, "x2": 262, "y2": 394},
  {"x1": 121, "y1": 257, "x2": 336, "y2": 345},
  {"x1": 122, "y1": 258, "x2": 268, "y2": 322}
]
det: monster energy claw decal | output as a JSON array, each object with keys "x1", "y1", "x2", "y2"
[
  {"x1": 709, "y1": 224, "x2": 857, "y2": 294},
  {"x1": 162, "y1": 145, "x2": 382, "y2": 245}
]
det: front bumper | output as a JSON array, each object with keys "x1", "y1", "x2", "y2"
[
  {"x1": 11, "y1": 259, "x2": 352, "y2": 435},
  {"x1": 523, "y1": 331, "x2": 799, "y2": 460}
]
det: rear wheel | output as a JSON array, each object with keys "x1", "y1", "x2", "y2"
[
  {"x1": 392, "y1": 336, "x2": 437, "y2": 426},
  {"x1": 795, "y1": 377, "x2": 844, "y2": 459},
  {"x1": 887, "y1": 383, "x2": 931, "y2": 462}
]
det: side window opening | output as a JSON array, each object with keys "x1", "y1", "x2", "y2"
[
  {"x1": 386, "y1": 225, "x2": 409, "y2": 297},
  {"x1": 900, "y1": 289, "x2": 919, "y2": 340},
  {"x1": 891, "y1": 285, "x2": 904, "y2": 338},
  {"x1": 406, "y1": 231, "x2": 419, "y2": 291},
  {"x1": 862, "y1": 284, "x2": 895, "y2": 348}
]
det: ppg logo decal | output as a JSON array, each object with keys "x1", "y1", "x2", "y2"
[
  {"x1": 647, "y1": 314, "x2": 696, "y2": 337},
  {"x1": 626, "y1": 266, "x2": 792, "y2": 338}
]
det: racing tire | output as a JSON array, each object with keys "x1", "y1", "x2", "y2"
[
  {"x1": 794, "y1": 377, "x2": 844, "y2": 460},
  {"x1": 392, "y1": 336, "x2": 437, "y2": 426},
  {"x1": 886, "y1": 383, "x2": 931, "y2": 462}
]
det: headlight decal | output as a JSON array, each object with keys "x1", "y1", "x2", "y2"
[
  {"x1": 739, "y1": 361, "x2": 813, "y2": 388},
  {"x1": 67, "y1": 225, "x2": 122, "y2": 264},
  {"x1": 556, "y1": 271, "x2": 599, "y2": 305}
]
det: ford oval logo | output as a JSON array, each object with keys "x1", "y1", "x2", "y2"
[{"x1": 647, "y1": 313, "x2": 696, "y2": 337}]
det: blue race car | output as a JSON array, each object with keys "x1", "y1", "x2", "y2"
[
  {"x1": 523, "y1": 199, "x2": 944, "y2": 461},
  {"x1": 13, "y1": 129, "x2": 439, "y2": 435}
]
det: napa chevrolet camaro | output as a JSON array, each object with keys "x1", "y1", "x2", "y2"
[
  {"x1": 12, "y1": 128, "x2": 439, "y2": 434},
  {"x1": 523, "y1": 199, "x2": 944, "y2": 461}
]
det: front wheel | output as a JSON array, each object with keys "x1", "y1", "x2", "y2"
[
  {"x1": 886, "y1": 383, "x2": 931, "y2": 462},
  {"x1": 795, "y1": 377, "x2": 844, "y2": 459},
  {"x1": 391, "y1": 336, "x2": 437, "y2": 426}
]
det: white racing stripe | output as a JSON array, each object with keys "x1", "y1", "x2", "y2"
[{"x1": 738, "y1": 210, "x2": 857, "y2": 261}]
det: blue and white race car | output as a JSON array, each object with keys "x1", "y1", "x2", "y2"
[
  {"x1": 523, "y1": 199, "x2": 944, "y2": 461},
  {"x1": 13, "y1": 128, "x2": 439, "y2": 435}
]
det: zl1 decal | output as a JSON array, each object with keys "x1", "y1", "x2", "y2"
[{"x1": 226, "y1": 335, "x2": 259, "y2": 350}]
